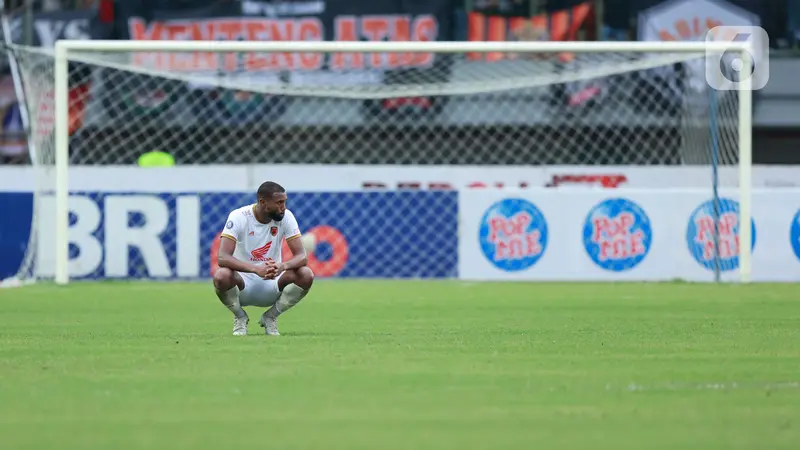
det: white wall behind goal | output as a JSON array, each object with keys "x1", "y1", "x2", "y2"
[{"x1": 1, "y1": 165, "x2": 800, "y2": 193}]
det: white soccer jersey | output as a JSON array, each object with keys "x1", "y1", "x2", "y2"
[{"x1": 220, "y1": 204, "x2": 301, "y2": 266}]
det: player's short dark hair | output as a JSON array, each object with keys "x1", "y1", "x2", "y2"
[{"x1": 257, "y1": 181, "x2": 286, "y2": 200}]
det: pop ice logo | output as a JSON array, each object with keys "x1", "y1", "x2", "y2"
[
  {"x1": 791, "y1": 210, "x2": 800, "y2": 262},
  {"x1": 582, "y1": 198, "x2": 652, "y2": 272},
  {"x1": 478, "y1": 198, "x2": 548, "y2": 271},
  {"x1": 686, "y1": 198, "x2": 756, "y2": 271}
]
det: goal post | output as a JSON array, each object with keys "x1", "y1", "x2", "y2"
[
  {"x1": 7, "y1": 38, "x2": 756, "y2": 285},
  {"x1": 54, "y1": 41, "x2": 70, "y2": 286}
]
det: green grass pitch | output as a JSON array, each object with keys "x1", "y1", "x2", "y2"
[{"x1": 1, "y1": 281, "x2": 799, "y2": 449}]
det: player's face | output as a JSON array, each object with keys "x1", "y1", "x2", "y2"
[{"x1": 262, "y1": 192, "x2": 288, "y2": 221}]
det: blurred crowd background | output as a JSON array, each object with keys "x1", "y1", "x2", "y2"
[
  {"x1": 3, "y1": 0, "x2": 796, "y2": 48},
  {"x1": 1, "y1": 0, "x2": 798, "y2": 165}
]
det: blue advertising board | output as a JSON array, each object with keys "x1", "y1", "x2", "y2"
[
  {"x1": 0, "y1": 192, "x2": 34, "y2": 279},
  {"x1": 0, "y1": 191, "x2": 458, "y2": 280}
]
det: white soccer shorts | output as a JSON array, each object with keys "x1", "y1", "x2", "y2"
[{"x1": 238, "y1": 271, "x2": 283, "y2": 308}]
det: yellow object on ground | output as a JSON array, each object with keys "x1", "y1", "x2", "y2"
[{"x1": 137, "y1": 151, "x2": 175, "y2": 167}]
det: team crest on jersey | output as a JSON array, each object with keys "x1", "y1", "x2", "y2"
[
  {"x1": 226, "y1": 220, "x2": 233, "y2": 229},
  {"x1": 271, "y1": 226, "x2": 278, "y2": 236}
]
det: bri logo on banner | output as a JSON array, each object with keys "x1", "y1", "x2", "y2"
[
  {"x1": 478, "y1": 198, "x2": 548, "y2": 271},
  {"x1": 582, "y1": 198, "x2": 652, "y2": 272},
  {"x1": 686, "y1": 198, "x2": 756, "y2": 272}
]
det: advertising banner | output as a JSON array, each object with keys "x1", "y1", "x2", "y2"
[
  {"x1": 459, "y1": 188, "x2": 800, "y2": 282},
  {"x1": 4, "y1": 165, "x2": 800, "y2": 194},
  {"x1": 4, "y1": 163, "x2": 800, "y2": 283},
  {"x1": 466, "y1": 2, "x2": 609, "y2": 109},
  {"x1": 638, "y1": 0, "x2": 759, "y2": 42},
  {"x1": 467, "y1": 2, "x2": 593, "y2": 61},
  {"x1": 1, "y1": 1, "x2": 456, "y2": 132},
  {"x1": 6, "y1": 9, "x2": 94, "y2": 48},
  {"x1": 103, "y1": 0, "x2": 455, "y2": 124},
  {"x1": 0, "y1": 190, "x2": 458, "y2": 280}
]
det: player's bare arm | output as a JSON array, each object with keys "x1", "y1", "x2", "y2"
[
  {"x1": 274, "y1": 234, "x2": 309, "y2": 274},
  {"x1": 218, "y1": 236, "x2": 271, "y2": 279}
]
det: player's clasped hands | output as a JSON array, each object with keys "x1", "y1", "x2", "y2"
[{"x1": 256, "y1": 261, "x2": 280, "y2": 280}]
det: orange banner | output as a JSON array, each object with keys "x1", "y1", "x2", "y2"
[
  {"x1": 129, "y1": 15, "x2": 439, "y2": 72},
  {"x1": 467, "y1": 2, "x2": 593, "y2": 61}
]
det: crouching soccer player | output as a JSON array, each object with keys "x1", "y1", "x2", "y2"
[{"x1": 213, "y1": 181, "x2": 314, "y2": 336}]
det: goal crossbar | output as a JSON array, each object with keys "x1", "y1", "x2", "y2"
[
  {"x1": 51, "y1": 39, "x2": 754, "y2": 285},
  {"x1": 55, "y1": 39, "x2": 751, "y2": 54}
]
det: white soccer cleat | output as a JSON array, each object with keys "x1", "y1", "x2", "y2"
[
  {"x1": 258, "y1": 312, "x2": 280, "y2": 336},
  {"x1": 232, "y1": 314, "x2": 249, "y2": 336}
]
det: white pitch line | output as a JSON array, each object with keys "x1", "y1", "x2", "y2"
[{"x1": 605, "y1": 381, "x2": 800, "y2": 392}]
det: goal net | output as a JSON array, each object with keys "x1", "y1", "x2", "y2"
[{"x1": 0, "y1": 40, "x2": 750, "y2": 285}]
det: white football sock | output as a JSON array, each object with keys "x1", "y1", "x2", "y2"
[
  {"x1": 217, "y1": 286, "x2": 246, "y2": 318},
  {"x1": 268, "y1": 284, "x2": 308, "y2": 318}
]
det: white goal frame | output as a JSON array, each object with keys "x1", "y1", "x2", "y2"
[{"x1": 52, "y1": 39, "x2": 754, "y2": 285}]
